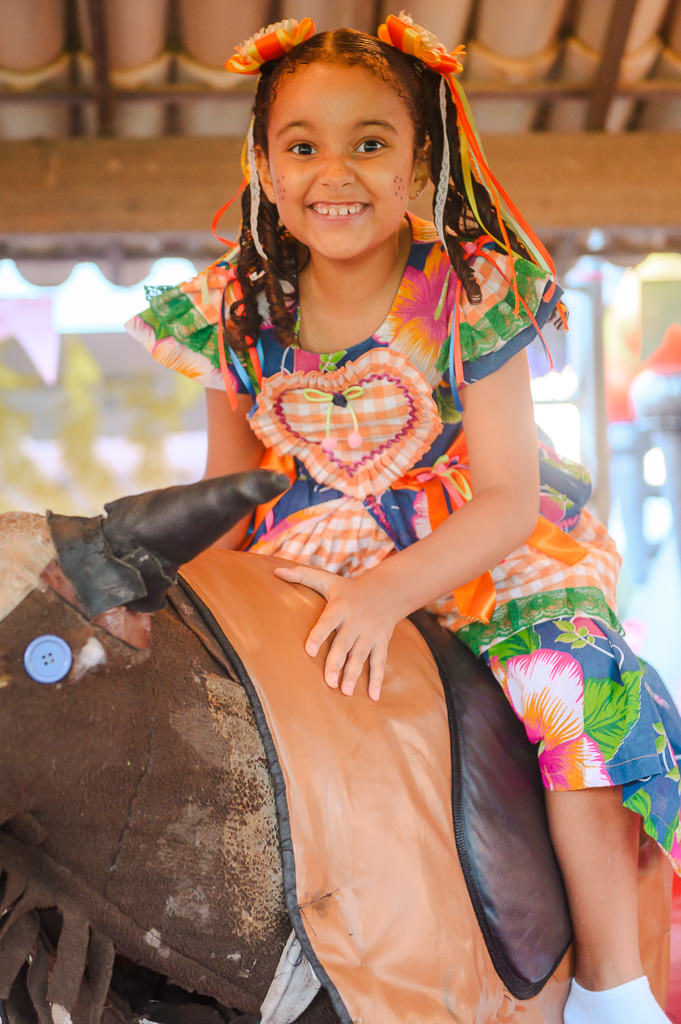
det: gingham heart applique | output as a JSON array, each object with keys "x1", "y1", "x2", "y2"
[{"x1": 249, "y1": 347, "x2": 442, "y2": 499}]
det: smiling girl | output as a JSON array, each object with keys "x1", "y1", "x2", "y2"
[{"x1": 127, "y1": 16, "x2": 681, "y2": 1023}]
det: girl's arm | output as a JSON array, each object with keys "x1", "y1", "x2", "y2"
[
  {"x1": 368, "y1": 346, "x2": 539, "y2": 611},
  {"x1": 204, "y1": 388, "x2": 265, "y2": 550},
  {"x1": 275, "y1": 348, "x2": 539, "y2": 695}
]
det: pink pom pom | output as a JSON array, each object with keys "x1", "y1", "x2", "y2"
[
  {"x1": 347, "y1": 431, "x2": 362, "y2": 449},
  {"x1": 321, "y1": 435, "x2": 337, "y2": 452}
]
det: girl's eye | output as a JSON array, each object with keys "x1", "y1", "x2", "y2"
[
  {"x1": 357, "y1": 139, "x2": 384, "y2": 154},
  {"x1": 289, "y1": 142, "x2": 316, "y2": 156}
]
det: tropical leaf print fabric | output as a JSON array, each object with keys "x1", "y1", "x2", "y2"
[
  {"x1": 126, "y1": 257, "x2": 258, "y2": 394},
  {"x1": 538, "y1": 431, "x2": 592, "y2": 530},
  {"x1": 377, "y1": 241, "x2": 455, "y2": 387},
  {"x1": 486, "y1": 617, "x2": 681, "y2": 870}
]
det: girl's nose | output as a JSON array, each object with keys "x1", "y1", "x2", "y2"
[{"x1": 319, "y1": 153, "x2": 354, "y2": 189}]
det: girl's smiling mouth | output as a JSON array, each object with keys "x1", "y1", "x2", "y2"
[{"x1": 310, "y1": 202, "x2": 368, "y2": 217}]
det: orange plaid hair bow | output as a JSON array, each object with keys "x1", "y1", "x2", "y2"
[
  {"x1": 378, "y1": 13, "x2": 465, "y2": 76},
  {"x1": 225, "y1": 18, "x2": 316, "y2": 74}
]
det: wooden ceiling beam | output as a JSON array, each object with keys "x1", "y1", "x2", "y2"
[
  {"x1": 2, "y1": 134, "x2": 680, "y2": 235},
  {"x1": 5, "y1": 78, "x2": 681, "y2": 106},
  {"x1": 586, "y1": 0, "x2": 638, "y2": 131},
  {"x1": 85, "y1": 0, "x2": 114, "y2": 135}
]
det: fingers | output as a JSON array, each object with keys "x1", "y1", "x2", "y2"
[
  {"x1": 275, "y1": 564, "x2": 390, "y2": 700},
  {"x1": 327, "y1": 633, "x2": 388, "y2": 701},
  {"x1": 368, "y1": 643, "x2": 388, "y2": 702},
  {"x1": 305, "y1": 603, "x2": 343, "y2": 662},
  {"x1": 306, "y1": 614, "x2": 370, "y2": 695},
  {"x1": 274, "y1": 564, "x2": 332, "y2": 599},
  {"x1": 336, "y1": 637, "x2": 371, "y2": 697},
  {"x1": 316, "y1": 622, "x2": 359, "y2": 690}
]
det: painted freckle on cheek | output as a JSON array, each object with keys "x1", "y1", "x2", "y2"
[
  {"x1": 393, "y1": 174, "x2": 406, "y2": 200},
  {"x1": 275, "y1": 177, "x2": 287, "y2": 201}
]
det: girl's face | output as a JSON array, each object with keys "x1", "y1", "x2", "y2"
[{"x1": 256, "y1": 62, "x2": 429, "y2": 267}]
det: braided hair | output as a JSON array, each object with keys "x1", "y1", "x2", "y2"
[{"x1": 226, "y1": 28, "x2": 532, "y2": 351}]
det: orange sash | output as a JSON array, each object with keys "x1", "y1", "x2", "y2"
[{"x1": 246, "y1": 448, "x2": 296, "y2": 543}]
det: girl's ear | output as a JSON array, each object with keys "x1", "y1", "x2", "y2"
[
  {"x1": 409, "y1": 140, "x2": 431, "y2": 200},
  {"x1": 254, "y1": 146, "x2": 277, "y2": 204}
]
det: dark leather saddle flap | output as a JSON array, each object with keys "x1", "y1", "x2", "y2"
[{"x1": 410, "y1": 610, "x2": 572, "y2": 997}]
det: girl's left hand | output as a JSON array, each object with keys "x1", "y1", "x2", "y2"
[{"x1": 273, "y1": 564, "x2": 401, "y2": 701}]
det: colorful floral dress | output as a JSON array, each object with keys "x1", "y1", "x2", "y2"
[{"x1": 127, "y1": 215, "x2": 681, "y2": 873}]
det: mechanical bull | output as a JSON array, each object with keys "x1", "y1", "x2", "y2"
[{"x1": 0, "y1": 471, "x2": 673, "y2": 1024}]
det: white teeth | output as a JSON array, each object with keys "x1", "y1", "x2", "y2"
[{"x1": 312, "y1": 203, "x2": 363, "y2": 216}]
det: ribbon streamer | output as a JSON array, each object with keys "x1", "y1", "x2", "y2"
[{"x1": 378, "y1": 13, "x2": 558, "y2": 304}]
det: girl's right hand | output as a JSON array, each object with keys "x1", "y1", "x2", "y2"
[{"x1": 273, "y1": 563, "x2": 404, "y2": 702}]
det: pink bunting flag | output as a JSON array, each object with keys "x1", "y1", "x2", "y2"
[{"x1": 0, "y1": 297, "x2": 60, "y2": 385}]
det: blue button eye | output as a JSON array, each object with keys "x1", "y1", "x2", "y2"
[{"x1": 24, "y1": 635, "x2": 73, "y2": 684}]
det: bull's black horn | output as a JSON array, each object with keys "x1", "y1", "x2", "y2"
[
  {"x1": 48, "y1": 471, "x2": 289, "y2": 617},
  {"x1": 101, "y1": 470, "x2": 289, "y2": 612}
]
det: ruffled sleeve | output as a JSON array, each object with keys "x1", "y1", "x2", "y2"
[
  {"x1": 124, "y1": 251, "x2": 258, "y2": 396},
  {"x1": 436, "y1": 245, "x2": 563, "y2": 387}
]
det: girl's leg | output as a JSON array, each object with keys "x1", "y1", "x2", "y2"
[
  {"x1": 545, "y1": 785, "x2": 642, "y2": 989},
  {"x1": 481, "y1": 616, "x2": 681, "y2": 1018},
  {"x1": 546, "y1": 785, "x2": 671, "y2": 1022}
]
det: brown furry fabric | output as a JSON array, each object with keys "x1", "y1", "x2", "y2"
[{"x1": 0, "y1": 583, "x2": 300, "y2": 1024}]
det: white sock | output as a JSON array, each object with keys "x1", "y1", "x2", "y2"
[{"x1": 563, "y1": 976, "x2": 671, "y2": 1024}]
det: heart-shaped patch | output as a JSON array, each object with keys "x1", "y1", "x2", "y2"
[{"x1": 249, "y1": 347, "x2": 442, "y2": 498}]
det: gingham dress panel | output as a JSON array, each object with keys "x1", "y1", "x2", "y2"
[
  {"x1": 493, "y1": 511, "x2": 621, "y2": 606},
  {"x1": 178, "y1": 272, "x2": 228, "y2": 328},
  {"x1": 248, "y1": 347, "x2": 443, "y2": 499},
  {"x1": 248, "y1": 496, "x2": 395, "y2": 577},
  {"x1": 427, "y1": 508, "x2": 621, "y2": 636},
  {"x1": 460, "y1": 252, "x2": 513, "y2": 323}
]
